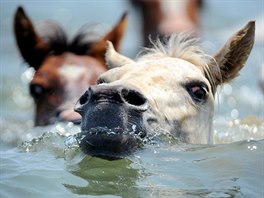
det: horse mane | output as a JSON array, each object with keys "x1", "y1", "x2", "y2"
[
  {"x1": 38, "y1": 21, "x2": 106, "y2": 55},
  {"x1": 137, "y1": 33, "x2": 217, "y2": 91}
]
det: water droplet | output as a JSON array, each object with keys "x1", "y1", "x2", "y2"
[
  {"x1": 55, "y1": 124, "x2": 66, "y2": 134},
  {"x1": 234, "y1": 119, "x2": 240, "y2": 125},
  {"x1": 231, "y1": 109, "x2": 239, "y2": 119},
  {"x1": 247, "y1": 145, "x2": 257, "y2": 151},
  {"x1": 65, "y1": 135, "x2": 79, "y2": 148},
  {"x1": 247, "y1": 138, "x2": 254, "y2": 142},
  {"x1": 214, "y1": 130, "x2": 218, "y2": 135}
]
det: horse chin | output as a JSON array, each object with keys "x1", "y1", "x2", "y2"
[
  {"x1": 58, "y1": 109, "x2": 82, "y2": 124},
  {"x1": 78, "y1": 127, "x2": 144, "y2": 159}
]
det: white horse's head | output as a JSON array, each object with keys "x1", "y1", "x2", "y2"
[{"x1": 75, "y1": 21, "x2": 255, "y2": 158}]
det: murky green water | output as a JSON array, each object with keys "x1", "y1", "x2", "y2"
[{"x1": 1, "y1": 1, "x2": 264, "y2": 198}]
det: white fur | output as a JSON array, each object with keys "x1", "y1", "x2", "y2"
[
  {"x1": 59, "y1": 64, "x2": 88, "y2": 81},
  {"x1": 59, "y1": 64, "x2": 90, "y2": 110},
  {"x1": 101, "y1": 57, "x2": 214, "y2": 143},
  {"x1": 102, "y1": 24, "x2": 254, "y2": 143}
]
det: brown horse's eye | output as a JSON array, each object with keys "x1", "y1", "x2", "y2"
[
  {"x1": 186, "y1": 82, "x2": 208, "y2": 103},
  {"x1": 30, "y1": 84, "x2": 44, "y2": 99}
]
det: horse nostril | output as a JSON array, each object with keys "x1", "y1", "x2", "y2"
[
  {"x1": 121, "y1": 89, "x2": 147, "y2": 107},
  {"x1": 79, "y1": 91, "x2": 89, "y2": 105},
  {"x1": 74, "y1": 90, "x2": 90, "y2": 114}
]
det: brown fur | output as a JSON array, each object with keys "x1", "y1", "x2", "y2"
[{"x1": 14, "y1": 6, "x2": 127, "y2": 125}]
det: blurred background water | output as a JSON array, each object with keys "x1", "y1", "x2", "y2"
[{"x1": 0, "y1": 0, "x2": 264, "y2": 198}]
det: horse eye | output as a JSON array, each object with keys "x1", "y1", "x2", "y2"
[
  {"x1": 30, "y1": 84, "x2": 44, "y2": 99},
  {"x1": 187, "y1": 83, "x2": 208, "y2": 103}
]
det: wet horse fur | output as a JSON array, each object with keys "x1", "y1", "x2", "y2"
[
  {"x1": 75, "y1": 21, "x2": 255, "y2": 158},
  {"x1": 14, "y1": 6, "x2": 127, "y2": 126}
]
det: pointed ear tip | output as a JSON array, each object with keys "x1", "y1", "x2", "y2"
[
  {"x1": 106, "y1": 41, "x2": 115, "y2": 56},
  {"x1": 118, "y1": 12, "x2": 128, "y2": 26},
  {"x1": 15, "y1": 6, "x2": 26, "y2": 19},
  {"x1": 106, "y1": 41, "x2": 114, "y2": 48},
  {"x1": 121, "y1": 11, "x2": 128, "y2": 20},
  {"x1": 244, "y1": 21, "x2": 255, "y2": 39},
  {"x1": 246, "y1": 20, "x2": 256, "y2": 30},
  {"x1": 16, "y1": 6, "x2": 24, "y2": 14}
]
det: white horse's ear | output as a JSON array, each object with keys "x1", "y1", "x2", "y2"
[
  {"x1": 105, "y1": 41, "x2": 134, "y2": 69},
  {"x1": 209, "y1": 21, "x2": 255, "y2": 85}
]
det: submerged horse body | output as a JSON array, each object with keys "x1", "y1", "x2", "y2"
[
  {"x1": 75, "y1": 21, "x2": 255, "y2": 158},
  {"x1": 14, "y1": 7, "x2": 127, "y2": 126}
]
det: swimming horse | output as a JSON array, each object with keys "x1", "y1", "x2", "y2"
[
  {"x1": 14, "y1": 6, "x2": 127, "y2": 126},
  {"x1": 74, "y1": 21, "x2": 255, "y2": 158}
]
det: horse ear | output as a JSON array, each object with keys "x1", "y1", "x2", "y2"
[
  {"x1": 89, "y1": 12, "x2": 128, "y2": 64},
  {"x1": 209, "y1": 21, "x2": 255, "y2": 86},
  {"x1": 105, "y1": 41, "x2": 134, "y2": 69},
  {"x1": 101, "y1": 12, "x2": 128, "y2": 52},
  {"x1": 14, "y1": 6, "x2": 49, "y2": 70}
]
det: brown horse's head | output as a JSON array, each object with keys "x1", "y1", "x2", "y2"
[
  {"x1": 14, "y1": 6, "x2": 127, "y2": 126},
  {"x1": 75, "y1": 21, "x2": 255, "y2": 158}
]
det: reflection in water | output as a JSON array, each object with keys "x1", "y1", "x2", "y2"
[
  {"x1": 65, "y1": 156, "x2": 145, "y2": 197},
  {"x1": 61, "y1": 139, "x2": 263, "y2": 197}
]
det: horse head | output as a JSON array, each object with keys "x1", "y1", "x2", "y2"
[
  {"x1": 75, "y1": 21, "x2": 255, "y2": 158},
  {"x1": 14, "y1": 6, "x2": 127, "y2": 126}
]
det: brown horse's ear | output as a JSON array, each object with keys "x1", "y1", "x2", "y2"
[
  {"x1": 89, "y1": 12, "x2": 128, "y2": 64},
  {"x1": 14, "y1": 6, "x2": 49, "y2": 69},
  {"x1": 208, "y1": 21, "x2": 255, "y2": 86}
]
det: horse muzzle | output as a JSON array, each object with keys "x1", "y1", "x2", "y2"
[{"x1": 74, "y1": 84, "x2": 148, "y2": 159}]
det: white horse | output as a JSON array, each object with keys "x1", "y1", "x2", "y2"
[{"x1": 75, "y1": 21, "x2": 255, "y2": 158}]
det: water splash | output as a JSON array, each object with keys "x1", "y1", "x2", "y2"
[
  {"x1": 14, "y1": 122, "x2": 81, "y2": 159},
  {"x1": 20, "y1": 131, "x2": 66, "y2": 153}
]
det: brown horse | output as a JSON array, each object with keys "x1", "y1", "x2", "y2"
[
  {"x1": 14, "y1": 6, "x2": 127, "y2": 126},
  {"x1": 131, "y1": 0, "x2": 203, "y2": 46},
  {"x1": 75, "y1": 21, "x2": 255, "y2": 158}
]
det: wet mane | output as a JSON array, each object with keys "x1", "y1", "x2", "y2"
[
  {"x1": 138, "y1": 33, "x2": 216, "y2": 91},
  {"x1": 39, "y1": 21, "x2": 106, "y2": 55}
]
